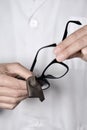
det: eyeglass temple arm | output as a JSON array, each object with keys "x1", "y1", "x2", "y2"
[
  {"x1": 30, "y1": 43, "x2": 56, "y2": 71},
  {"x1": 62, "y1": 20, "x2": 82, "y2": 40}
]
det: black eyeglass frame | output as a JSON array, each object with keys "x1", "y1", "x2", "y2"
[
  {"x1": 15, "y1": 20, "x2": 82, "y2": 101},
  {"x1": 16, "y1": 20, "x2": 82, "y2": 89},
  {"x1": 30, "y1": 20, "x2": 82, "y2": 90}
]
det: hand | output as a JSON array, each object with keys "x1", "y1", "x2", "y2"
[
  {"x1": 0, "y1": 62, "x2": 32, "y2": 110},
  {"x1": 54, "y1": 25, "x2": 87, "y2": 62}
]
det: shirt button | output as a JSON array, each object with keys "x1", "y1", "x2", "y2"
[{"x1": 29, "y1": 19, "x2": 38, "y2": 28}]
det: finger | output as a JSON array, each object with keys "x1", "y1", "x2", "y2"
[
  {"x1": 0, "y1": 103, "x2": 18, "y2": 110},
  {"x1": 81, "y1": 54, "x2": 87, "y2": 61},
  {"x1": 6, "y1": 63, "x2": 33, "y2": 79},
  {"x1": 68, "y1": 47, "x2": 87, "y2": 61},
  {"x1": 69, "y1": 53, "x2": 87, "y2": 61},
  {"x1": 81, "y1": 46, "x2": 87, "y2": 55},
  {"x1": 56, "y1": 35, "x2": 87, "y2": 61},
  {"x1": 54, "y1": 25, "x2": 87, "y2": 54},
  {"x1": 0, "y1": 87, "x2": 28, "y2": 98},
  {"x1": 80, "y1": 47, "x2": 87, "y2": 61},
  {"x1": 0, "y1": 74, "x2": 27, "y2": 90},
  {"x1": 67, "y1": 52, "x2": 81, "y2": 59},
  {"x1": 0, "y1": 96, "x2": 27, "y2": 104}
]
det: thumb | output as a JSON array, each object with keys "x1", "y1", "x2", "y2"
[{"x1": 6, "y1": 63, "x2": 33, "y2": 79}]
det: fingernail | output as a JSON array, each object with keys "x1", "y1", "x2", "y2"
[{"x1": 56, "y1": 54, "x2": 65, "y2": 62}]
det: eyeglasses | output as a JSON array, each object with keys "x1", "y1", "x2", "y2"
[
  {"x1": 16, "y1": 20, "x2": 82, "y2": 101},
  {"x1": 30, "y1": 20, "x2": 82, "y2": 90}
]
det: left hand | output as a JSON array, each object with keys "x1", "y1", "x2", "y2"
[
  {"x1": 0, "y1": 62, "x2": 32, "y2": 110},
  {"x1": 54, "y1": 25, "x2": 87, "y2": 62}
]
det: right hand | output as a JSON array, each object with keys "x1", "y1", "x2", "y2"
[{"x1": 0, "y1": 62, "x2": 32, "y2": 110}]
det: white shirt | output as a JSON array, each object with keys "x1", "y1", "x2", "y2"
[{"x1": 0, "y1": 0, "x2": 87, "y2": 130}]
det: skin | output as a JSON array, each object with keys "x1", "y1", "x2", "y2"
[
  {"x1": 1, "y1": 25, "x2": 87, "y2": 110},
  {"x1": 0, "y1": 63, "x2": 32, "y2": 110},
  {"x1": 54, "y1": 25, "x2": 87, "y2": 62}
]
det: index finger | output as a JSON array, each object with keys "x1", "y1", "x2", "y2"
[
  {"x1": 54, "y1": 25, "x2": 87, "y2": 54},
  {"x1": 0, "y1": 74, "x2": 27, "y2": 90}
]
